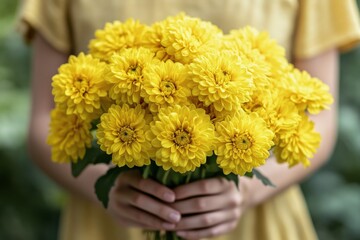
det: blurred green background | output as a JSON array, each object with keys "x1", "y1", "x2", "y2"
[{"x1": 0, "y1": 1, "x2": 359, "y2": 239}]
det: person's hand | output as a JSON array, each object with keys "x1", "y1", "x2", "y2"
[
  {"x1": 171, "y1": 177, "x2": 246, "y2": 240},
  {"x1": 107, "y1": 170, "x2": 181, "y2": 230}
]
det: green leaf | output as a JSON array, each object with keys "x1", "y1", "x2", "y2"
[
  {"x1": 93, "y1": 152, "x2": 112, "y2": 165},
  {"x1": 155, "y1": 231, "x2": 161, "y2": 240},
  {"x1": 244, "y1": 172, "x2": 254, "y2": 178},
  {"x1": 91, "y1": 118, "x2": 100, "y2": 131},
  {"x1": 207, "y1": 153, "x2": 217, "y2": 164},
  {"x1": 168, "y1": 171, "x2": 182, "y2": 187},
  {"x1": 205, "y1": 154, "x2": 220, "y2": 173},
  {"x1": 224, "y1": 173, "x2": 239, "y2": 188},
  {"x1": 71, "y1": 140, "x2": 111, "y2": 177},
  {"x1": 252, "y1": 169, "x2": 276, "y2": 187},
  {"x1": 95, "y1": 167, "x2": 127, "y2": 208},
  {"x1": 166, "y1": 231, "x2": 182, "y2": 240},
  {"x1": 71, "y1": 146, "x2": 98, "y2": 177},
  {"x1": 194, "y1": 167, "x2": 203, "y2": 181}
]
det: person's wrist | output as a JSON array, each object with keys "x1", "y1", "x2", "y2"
[{"x1": 238, "y1": 175, "x2": 253, "y2": 211}]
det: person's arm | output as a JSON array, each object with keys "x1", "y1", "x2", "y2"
[
  {"x1": 28, "y1": 33, "x2": 181, "y2": 230},
  {"x1": 241, "y1": 48, "x2": 339, "y2": 208},
  {"x1": 171, "y1": 48, "x2": 339, "y2": 240},
  {"x1": 29, "y1": 32, "x2": 108, "y2": 204}
]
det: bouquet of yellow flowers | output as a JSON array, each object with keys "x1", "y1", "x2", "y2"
[{"x1": 47, "y1": 13, "x2": 333, "y2": 240}]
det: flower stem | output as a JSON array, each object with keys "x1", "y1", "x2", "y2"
[
  {"x1": 155, "y1": 231, "x2": 161, "y2": 240},
  {"x1": 142, "y1": 165, "x2": 151, "y2": 179},
  {"x1": 185, "y1": 172, "x2": 192, "y2": 184},
  {"x1": 201, "y1": 166, "x2": 206, "y2": 179},
  {"x1": 173, "y1": 232, "x2": 180, "y2": 240},
  {"x1": 162, "y1": 170, "x2": 170, "y2": 185},
  {"x1": 165, "y1": 231, "x2": 182, "y2": 240}
]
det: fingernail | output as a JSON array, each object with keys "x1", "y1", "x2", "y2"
[
  {"x1": 169, "y1": 212, "x2": 181, "y2": 222},
  {"x1": 162, "y1": 223, "x2": 175, "y2": 230},
  {"x1": 163, "y1": 192, "x2": 175, "y2": 202}
]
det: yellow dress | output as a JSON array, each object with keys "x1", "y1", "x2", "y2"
[{"x1": 18, "y1": 0, "x2": 360, "y2": 239}]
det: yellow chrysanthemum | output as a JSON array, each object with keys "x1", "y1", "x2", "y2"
[
  {"x1": 222, "y1": 38, "x2": 271, "y2": 88},
  {"x1": 189, "y1": 97, "x2": 234, "y2": 123},
  {"x1": 280, "y1": 69, "x2": 334, "y2": 114},
  {"x1": 143, "y1": 16, "x2": 177, "y2": 61},
  {"x1": 108, "y1": 48, "x2": 158, "y2": 105},
  {"x1": 215, "y1": 111, "x2": 274, "y2": 175},
  {"x1": 147, "y1": 104, "x2": 215, "y2": 173},
  {"x1": 160, "y1": 13, "x2": 223, "y2": 64},
  {"x1": 52, "y1": 53, "x2": 109, "y2": 121},
  {"x1": 267, "y1": 102, "x2": 301, "y2": 144},
  {"x1": 247, "y1": 90, "x2": 301, "y2": 144},
  {"x1": 227, "y1": 27, "x2": 288, "y2": 76},
  {"x1": 142, "y1": 60, "x2": 191, "y2": 113},
  {"x1": 242, "y1": 89, "x2": 269, "y2": 114},
  {"x1": 47, "y1": 107, "x2": 92, "y2": 163},
  {"x1": 96, "y1": 104, "x2": 153, "y2": 168},
  {"x1": 188, "y1": 51, "x2": 254, "y2": 111},
  {"x1": 89, "y1": 19, "x2": 149, "y2": 61},
  {"x1": 274, "y1": 115, "x2": 321, "y2": 167}
]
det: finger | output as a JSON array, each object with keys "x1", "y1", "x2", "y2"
[
  {"x1": 176, "y1": 220, "x2": 238, "y2": 240},
  {"x1": 174, "y1": 208, "x2": 240, "y2": 230},
  {"x1": 120, "y1": 205, "x2": 177, "y2": 231},
  {"x1": 172, "y1": 192, "x2": 241, "y2": 214},
  {"x1": 108, "y1": 194, "x2": 165, "y2": 230},
  {"x1": 174, "y1": 178, "x2": 231, "y2": 200},
  {"x1": 122, "y1": 171, "x2": 176, "y2": 202},
  {"x1": 124, "y1": 188, "x2": 181, "y2": 223}
]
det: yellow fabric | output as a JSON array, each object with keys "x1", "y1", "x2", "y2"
[
  {"x1": 18, "y1": 0, "x2": 70, "y2": 53},
  {"x1": 18, "y1": 0, "x2": 360, "y2": 240},
  {"x1": 19, "y1": 0, "x2": 360, "y2": 58},
  {"x1": 294, "y1": 0, "x2": 360, "y2": 58},
  {"x1": 59, "y1": 185, "x2": 316, "y2": 240}
]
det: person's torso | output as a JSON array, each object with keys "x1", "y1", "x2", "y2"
[{"x1": 68, "y1": 0, "x2": 299, "y2": 58}]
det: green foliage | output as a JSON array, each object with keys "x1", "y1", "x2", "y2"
[
  {"x1": 0, "y1": 0, "x2": 18, "y2": 19},
  {"x1": 0, "y1": 147, "x2": 61, "y2": 240},
  {"x1": 71, "y1": 140, "x2": 111, "y2": 177},
  {"x1": 0, "y1": 1, "x2": 61, "y2": 239},
  {"x1": 0, "y1": 0, "x2": 359, "y2": 239},
  {"x1": 301, "y1": 5, "x2": 360, "y2": 240},
  {"x1": 301, "y1": 17, "x2": 360, "y2": 240},
  {"x1": 95, "y1": 167, "x2": 124, "y2": 208},
  {"x1": 252, "y1": 169, "x2": 276, "y2": 187},
  {"x1": 0, "y1": 0, "x2": 30, "y2": 89}
]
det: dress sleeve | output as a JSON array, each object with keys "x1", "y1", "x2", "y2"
[
  {"x1": 17, "y1": 0, "x2": 71, "y2": 53},
  {"x1": 293, "y1": 0, "x2": 360, "y2": 59}
]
